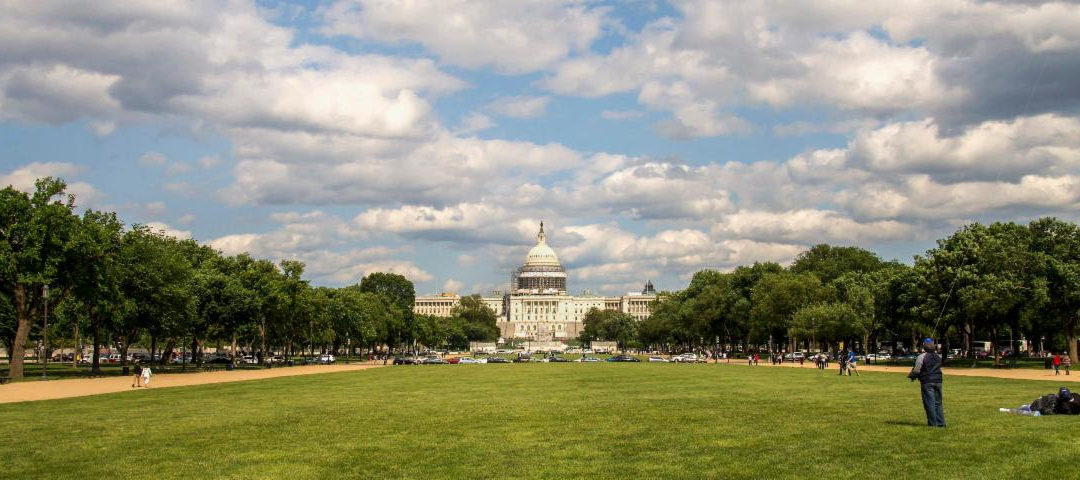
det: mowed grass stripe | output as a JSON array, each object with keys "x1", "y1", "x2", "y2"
[{"x1": 1, "y1": 364, "x2": 1075, "y2": 479}]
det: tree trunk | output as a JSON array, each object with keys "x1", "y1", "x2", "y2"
[
  {"x1": 991, "y1": 324, "x2": 1000, "y2": 366},
  {"x1": 191, "y1": 336, "x2": 200, "y2": 367},
  {"x1": 150, "y1": 334, "x2": 156, "y2": 366},
  {"x1": 259, "y1": 317, "x2": 267, "y2": 366},
  {"x1": 72, "y1": 323, "x2": 79, "y2": 368},
  {"x1": 231, "y1": 331, "x2": 238, "y2": 364},
  {"x1": 8, "y1": 286, "x2": 33, "y2": 378},
  {"x1": 1067, "y1": 316, "x2": 1078, "y2": 366},
  {"x1": 91, "y1": 317, "x2": 101, "y2": 375}
]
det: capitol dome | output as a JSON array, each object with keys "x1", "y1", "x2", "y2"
[
  {"x1": 523, "y1": 223, "x2": 562, "y2": 267},
  {"x1": 512, "y1": 222, "x2": 567, "y2": 295}
]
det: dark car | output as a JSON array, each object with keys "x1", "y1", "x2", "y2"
[
  {"x1": 513, "y1": 355, "x2": 531, "y2": 363},
  {"x1": 423, "y1": 356, "x2": 448, "y2": 364},
  {"x1": 207, "y1": 356, "x2": 232, "y2": 365},
  {"x1": 393, "y1": 356, "x2": 417, "y2": 365},
  {"x1": 547, "y1": 356, "x2": 570, "y2": 363},
  {"x1": 606, "y1": 355, "x2": 641, "y2": 362},
  {"x1": 487, "y1": 356, "x2": 510, "y2": 363}
]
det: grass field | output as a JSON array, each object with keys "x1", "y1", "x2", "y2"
[{"x1": 1, "y1": 364, "x2": 1076, "y2": 479}]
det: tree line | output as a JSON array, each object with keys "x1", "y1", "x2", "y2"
[
  {"x1": 1, "y1": 178, "x2": 465, "y2": 378},
  {"x1": 584, "y1": 219, "x2": 1080, "y2": 366}
]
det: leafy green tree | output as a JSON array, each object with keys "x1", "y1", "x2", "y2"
[
  {"x1": 0, "y1": 178, "x2": 81, "y2": 378},
  {"x1": 1028, "y1": 217, "x2": 1080, "y2": 364},
  {"x1": 791, "y1": 244, "x2": 886, "y2": 284},
  {"x1": 67, "y1": 209, "x2": 125, "y2": 373},
  {"x1": 451, "y1": 294, "x2": 499, "y2": 343},
  {"x1": 359, "y1": 272, "x2": 415, "y2": 351},
  {"x1": 750, "y1": 272, "x2": 830, "y2": 352}
]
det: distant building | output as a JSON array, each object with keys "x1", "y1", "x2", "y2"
[{"x1": 414, "y1": 222, "x2": 658, "y2": 341}]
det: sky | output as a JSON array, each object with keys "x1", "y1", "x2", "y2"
[{"x1": 2, "y1": 0, "x2": 1079, "y2": 296}]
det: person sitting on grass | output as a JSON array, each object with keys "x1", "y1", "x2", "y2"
[{"x1": 1023, "y1": 388, "x2": 1080, "y2": 416}]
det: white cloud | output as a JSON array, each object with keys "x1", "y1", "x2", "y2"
[
  {"x1": 165, "y1": 162, "x2": 192, "y2": 176},
  {"x1": 143, "y1": 221, "x2": 192, "y2": 240},
  {"x1": 453, "y1": 112, "x2": 495, "y2": 135},
  {"x1": 177, "y1": 213, "x2": 196, "y2": 225},
  {"x1": 0, "y1": 162, "x2": 100, "y2": 205},
  {"x1": 322, "y1": 0, "x2": 607, "y2": 73},
  {"x1": 486, "y1": 95, "x2": 550, "y2": 119},
  {"x1": 711, "y1": 209, "x2": 916, "y2": 244},
  {"x1": 442, "y1": 279, "x2": 464, "y2": 294}
]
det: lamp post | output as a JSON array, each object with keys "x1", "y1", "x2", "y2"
[{"x1": 42, "y1": 285, "x2": 49, "y2": 379}]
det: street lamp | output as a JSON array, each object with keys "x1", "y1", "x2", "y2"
[{"x1": 42, "y1": 285, "x2": 49, "y2": 379}]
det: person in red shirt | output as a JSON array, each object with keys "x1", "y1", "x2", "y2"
[{"x1": 1052, "y1": 353, "x2": 1062, "y2": 375}]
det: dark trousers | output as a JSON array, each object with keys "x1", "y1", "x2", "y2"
[{"x1": 920, "y1": 382, "x2": 945, "y2": 427}]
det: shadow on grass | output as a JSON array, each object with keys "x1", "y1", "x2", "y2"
[{"x1": 883, "y1": 419, "x2": 927, "y2": 427}]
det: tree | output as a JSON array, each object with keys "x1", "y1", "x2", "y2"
[
  {"x1": 68, "y1": 209, "x2": 125, "y2": 373},
  {"x1": 0, "y1": 178, "x2": 81, "y2": 378},
  {"x1": 451, "y1": 294, "x2": 499, "y2": 343},
  {"x1": 750, "y1": 272, "x2": 830, "y2": 352},
  {"x1": 359, "y1": 272, "x2": 415, "y2": 351},
  {"x1": 791, "y1": 244, "x2": 886, "y2": 284},
  {"x1": 1028, "y1": 217, "x2": 1080, "y2": 364}
]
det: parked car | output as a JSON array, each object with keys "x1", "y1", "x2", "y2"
[
  {"x1": 865, "y1": 353, "x2": 891, "y2": 361},
  {"x1": 671, "y1": 353, "x2": 699, "y2": 363},
  {"x1": 423, "y1": 356, "x2": 448, "y2": 364},
  {"x1": 207, "y1": 356, "x2": 231, "y2": 365},
  {"x1": 487, "y1": 356, "x2": 510, "y2": 363},
  {"x1": 392, "y1": 356, "x2": 416, "y2": 365},
  {"x1": 606, "y1": 355, "x2": 641, "y2": 362},
  {"x1": 513, "y1": 355, "x2": 531, "y2": 363},
  {"x1": 577, "y1": 356, "x2": 602, "y2": 362},
  {"x1": 647, "y1": 356, "x2": 669, "y2": 362},
  {"x1": 547, "y1": 356, "x2": 571, "y2": 363},
  {"x1": 457, "y1": 357, "x2": 479, "y2": 364},
  {"x1": 241, "y1": 355, "x2": 258, "y2": 364}
]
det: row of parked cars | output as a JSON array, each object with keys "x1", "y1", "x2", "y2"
[{"x1": 391, "y1": 353, "x2": 722, "y2": 365}]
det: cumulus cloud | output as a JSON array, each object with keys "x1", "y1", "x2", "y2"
[
  {"x1": 321, "y1": 0, "x2": 607, "y2": 73},
  {"x1": 485, "y1": 95, "x2": 550, "y2": 119},
  {"x1": 0, "y1": 162, "x2": 101, "y2": 205},
  {"x1": 143, "y1": 221, "x2": 193, "y2": 240}
]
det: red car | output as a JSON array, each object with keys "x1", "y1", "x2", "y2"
[{"x1": 447, "y1": 357, "x2": 461, "y2": 364}]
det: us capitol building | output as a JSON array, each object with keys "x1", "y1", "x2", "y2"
[{"x1": 413, "y1": 223, "x2": 657, "y2": 342}]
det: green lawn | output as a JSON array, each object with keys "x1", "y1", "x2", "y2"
[{"x1": 1, "y1": 364, "x2": 1076, "y2": 479}]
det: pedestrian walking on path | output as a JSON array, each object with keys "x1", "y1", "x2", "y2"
[
  {"x1": 1064, "y1": 355, "x2": 1071, "y2": 376},
  {"x1": 132, "y1": 364, "x2": 143, "y2": 388}
]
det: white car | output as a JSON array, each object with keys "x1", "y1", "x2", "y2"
[
  {"x1": 318, "y1": 354, "x2": 335, "y2": 364},
  {"x1": 458, "y1": 357, "x2": 479, "y2": 364},
  {"x1": 671, "y1": 353, "x2": 698, "y2": 363},
  {"x1": 647, "y1": 356, "x2": 668, "y2": 363},
  {"x1": 577, "y1": 356, "x2": 602, "y2": 362},
  {"x1": 866, "y1": 353, "x2": 891, "y2": 361}
]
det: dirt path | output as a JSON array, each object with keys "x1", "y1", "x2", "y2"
[
  {"x1": 0, "y1": 362, "x2": 386, "y2": 404},
  {"x1": 739, "y1": 360, "x2": 1080, "y2": 382}
]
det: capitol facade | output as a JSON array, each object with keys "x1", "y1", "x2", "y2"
[{"x1": 413, "y1": 223, "x2": 657, "y2": 342}]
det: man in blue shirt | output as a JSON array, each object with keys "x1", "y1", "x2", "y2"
[{"x1": 908, "y1": 338, "x2": 945, "y2": 427}]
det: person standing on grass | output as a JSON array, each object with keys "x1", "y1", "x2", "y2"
[
  {"x1": 846, "y1": 350, "x2": 860, "y2": 377},
  {"x1": 141, "y1": 365, "x2": 152, "y2": 387},
  {"x1": 132, "y1": 363, "x2": 143, "y2": 388},
  {"x1": 838, "y1": 350, "x2": 848, "y2": 376},
  {"x1": 1053, "y1": 353, "x2": 1062, "y2": 375},
  {"x1": 908, "y1": 339, "x2": 945, "y2": 427},
  {"x1": 1064, "y1": 355, "x2": 1071, "y2": 375}
]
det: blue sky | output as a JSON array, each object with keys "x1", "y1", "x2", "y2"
[{"x1": 2, "y1": 1, "x2": 1079, "y2": 295}]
